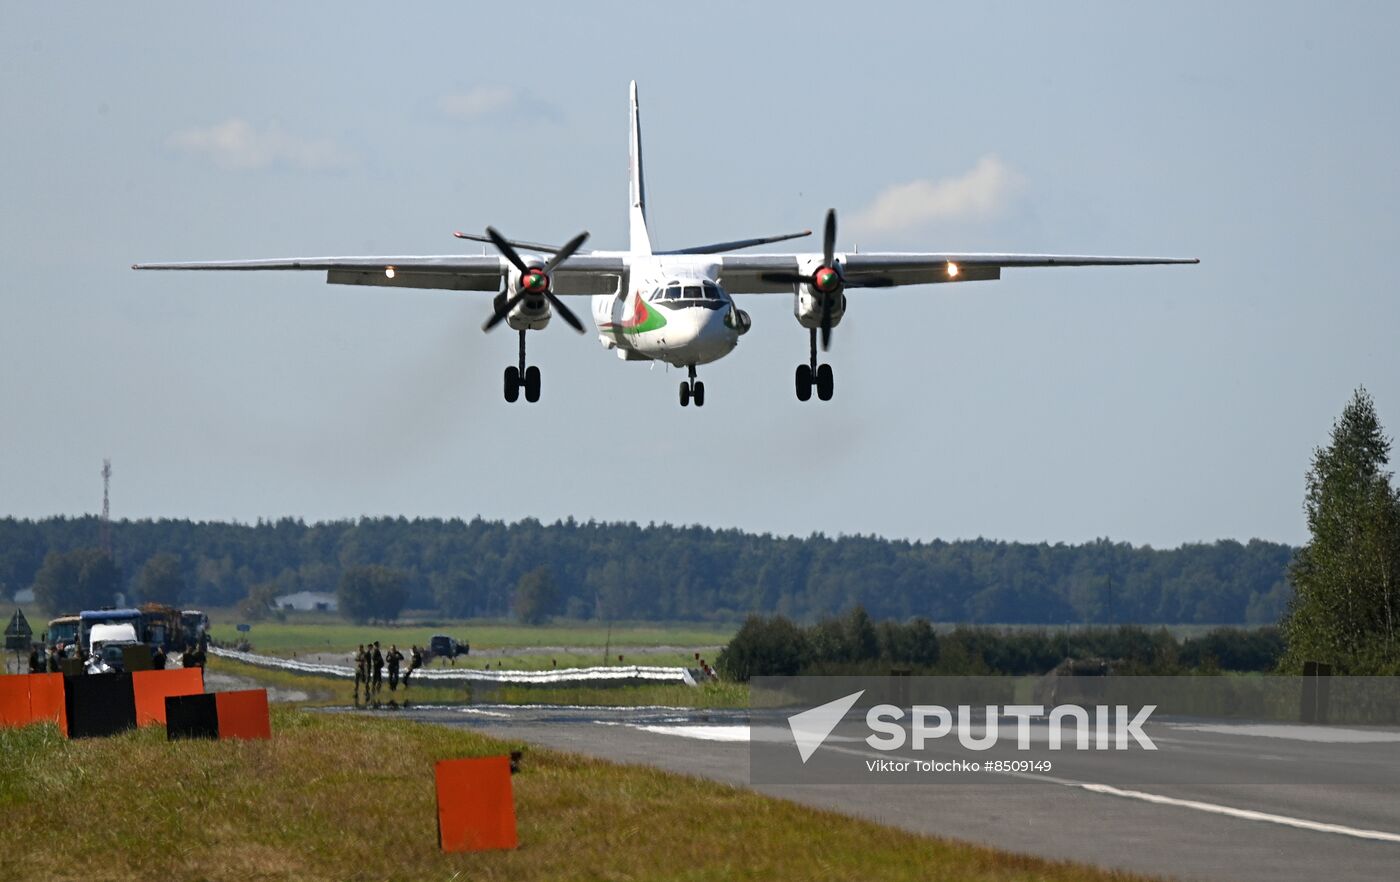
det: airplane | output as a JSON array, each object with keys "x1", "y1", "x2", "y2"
[{"x1": 134, "y1": 81, "x2": 1198, "y2": 408}]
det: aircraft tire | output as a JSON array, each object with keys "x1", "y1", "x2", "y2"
[
  {"x1": 504, "y1": 366, "x2": 520, "y2": 403},
  {"x1": 795, "y1": 364, "x2": 813, "y2": 401},
  {"x1": 816, "y1": 363, "x2": 834, "y2": 401},
  {"x1": 524, "y1": 366, "x2": 541, "y2": 403},
  {"x1": 693, "y1": 381, "x2": 705, "y2": 407},
  {"x1": 679, "y1": 382, "x2": 691, "y2": 407}
]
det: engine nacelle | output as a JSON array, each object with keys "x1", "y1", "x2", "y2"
[
  {"x1": 792, "y1": 257, "x2": 846, "y2": 330},
  {"x1": 503, "y1": 263, "x2": 552, "y2": 331},
  {"x1": 725, "y1": 305, "x2": 752, "y2": 335}
]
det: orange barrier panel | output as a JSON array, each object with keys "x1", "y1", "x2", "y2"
[
  {"x1": 26, "y1": 673, "x2": 67, "y2": 734},
  {"x1": 0, "y1": 676, "x2": 31, "y2": 727},
  {"x1": 132, "y1": 668, "x2": 205, "y2": 727},
  {"x1": 435, "y1": 756, "x2": 518, "y2": 853},
  {"x1": 214, "y1": 689, "x2": 270, "y2": 740}
]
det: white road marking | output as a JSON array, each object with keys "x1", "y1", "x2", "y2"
[
  {"x1": 1163, "y1": 722, "x2": 1400, "y2": 743},
  {"x1": 815, "y1": 743, "x2": 1400, "y2": 844}
]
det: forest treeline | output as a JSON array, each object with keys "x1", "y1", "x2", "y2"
[{"x1": 0, "y1": 515, "x2": 1292, "y2": 625}]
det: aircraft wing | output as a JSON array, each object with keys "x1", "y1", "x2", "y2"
[
  {"x1": 132, "y1": 254, "x2": 629, "y2": 295},
  {"x1": 717, "y1": 252, "x2": 1199, "y2": 293}
]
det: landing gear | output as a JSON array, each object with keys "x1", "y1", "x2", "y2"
[
  {"x1": 796, "y1": 329, "x2": 834, "y2": 402},
  {"x1": 503, "y1": 329, "x2": 542, "y2": 404},
  {"x1": 679, "y1": 364, "x2": 705, "y2": 407}
]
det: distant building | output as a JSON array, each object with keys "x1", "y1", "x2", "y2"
[{"x1": 274, "y1": 591, "x2": 338, "y2": 612}]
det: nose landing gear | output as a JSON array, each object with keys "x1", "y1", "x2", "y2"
[
  {"x1": 795, "y1": 329, "x2": 834, "y2": 401},
  {"x1": 679, "y1": 364, "x2": 706, "y2": 407},
  {"x1": 503, "y1": 329, "x2": 542, "y2": 403}
]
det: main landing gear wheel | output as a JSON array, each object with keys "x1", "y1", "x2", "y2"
[
  {"x1": 503, "y1": 329, "x2": 541, "y2": 404},
  {"x1": 815, "y1": 363, "x2": 834, "y2": 401},
  {"x1": 679, "y1": 364, "x2": 705, "y2": 407},
  {"x1": 795, "y1": 364, "x2": 812, "y2": 401},
  {"x1": 796, "y1": 329, "x2": 834, "y2": 402}
]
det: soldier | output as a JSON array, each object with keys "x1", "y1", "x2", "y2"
[
  {"x1": 403, "y1": 645, "x2": 423, "y2": 689},
  {"x1": 354, "y1": 644, "x2": 367, "y2": 703},
  {"x1": 152, "y1": 645, "x2": 167, "y2": 670},
  {"x1": 47, "y1": 645, "x2": 60, "y2": 673},
  {"x1": 371, "y1": 641, "x2": 384, "y2": 696},
  {"x1": 28, "y1": 646, "x2": 42, "y2": 673},
  {"x1": 181, "y1": 644, "x2": 195, "y2": 669},
  {"x1": 386, "y1": 645, "x2": 404, "y2": 691}
]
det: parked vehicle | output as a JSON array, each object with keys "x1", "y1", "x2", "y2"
[
  {"x1": 181, "y1": 610, "x2": 209, "y2": 649},
  {"x1": 429, "y1": 634, "x2": 469, "y2": 660},
  {"x1": 86, "y1": 622, "x2": 141, "y2": 673},
  {"x1": 139, "y1": 603, "x2": 181, "y2": 650},
  {"x1": 78, "y1": 609, "x2": 143, "y2": 653},
  {"x1": 46, "y1": 615, "x2": 80, "y2": 653}
]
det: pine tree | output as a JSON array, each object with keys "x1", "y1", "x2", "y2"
[{"x1": 1283, "y1": 388, "x2": 1400, "y2": 672}]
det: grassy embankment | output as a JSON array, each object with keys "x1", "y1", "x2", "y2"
[
  {"x1": 208, "y1": 654, "x2": 749, "y2": 709},
  {"x1": 208, "y1": 618, "x2": 738, "y2": 707},
  {"x1": 0, "y1": 709, "x2": 1159, "y2": 882},
  {"x1": 209, "y1": 618, "x2": 734, "y2": 657}
]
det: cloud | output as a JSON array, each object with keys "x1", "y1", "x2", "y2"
[
  {"x1": 847, "y1": 155, "x2": 1023, "y2": 236},
  {"x1": 437, "y1": 86, "x2": 560, "y2": 123},
  {"x1": 168, "y1": 119, "x2": 356, "y2": 171}
]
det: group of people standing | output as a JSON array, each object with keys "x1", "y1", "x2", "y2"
[{"x1": 354, "y1": 641, "x2": 423, "y2": 703}]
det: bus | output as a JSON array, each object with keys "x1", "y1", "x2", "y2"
[
  {"x1": 47, "y1": 615, "x2": 80, "y2": 652},
  {"x1": 79, "y1": 609, "x2": 144, "y2": 652},
  {"x1": 181, "y1": 610, "x2": 209, "y2": 649},
  {"x1": 139, "y1": 603, "x2": 181, "y2": 650}
]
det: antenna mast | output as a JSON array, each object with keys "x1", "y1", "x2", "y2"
[{"x1": 100, "y1": 458, "x2": 112, "y2": 557}]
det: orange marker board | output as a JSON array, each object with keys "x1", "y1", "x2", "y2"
[
  {"x1": 26, "y1": 673, "x2": 67, "y2": 733},
  {"x1": 0, "y1": 673, "x2": 67, "y2": 734},
  {"x1": 0, "y1": 675, "x2": 31, "y2": 726},
  {"x1": 132, "y1": 668, "x2": 205, "y2": 727},
  {"x1": 214, "y1": 689, "x2": 270, "y2": 740},
  {"x1": 435, "y1": 756, "x2": 519, "y2": 853}
]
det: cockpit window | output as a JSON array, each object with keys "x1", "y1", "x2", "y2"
[
  {"x1": 683, "y1": 285, "x2": 702, "y2": 300},
  {"x1": 664, "y1": 285, "x2": 681, "y2": 299},
  {"x1": 702, "y1": 282, "x2": 721, "y2": 300}
]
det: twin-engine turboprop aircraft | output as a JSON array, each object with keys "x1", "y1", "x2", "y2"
[{"x1": 134, "y1": 82, "x2": 1197, "y2": 407}]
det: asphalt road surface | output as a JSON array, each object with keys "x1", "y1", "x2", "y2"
[{"x1": 352, "y1": 703, "x2": 1400, "y2": 882}]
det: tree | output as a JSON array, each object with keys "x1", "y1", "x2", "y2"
[
  {"x1": 137, "y1": 552, "x2": 185, "y2": 605},
  {"x1": 716, "y1": 615, "x2": 808, "y2": 681},
  {"x1": 32, "y1": 549, "x2": 122, "y2": 613},
  {"x1": 513, "y1": 566, "x2": 558, "y2": 625},
  {"x1": 1284, "y1": 388, "x2": 1400, "y2": 672},
  {"x1": 338, "y1": 564, "x2": 408, "y2": 624}
]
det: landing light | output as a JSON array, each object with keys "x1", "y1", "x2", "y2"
[
  {"x1": 946, "y1": 261, "x2": 959, "y2": 279},
  {"x1": 385, "y1": 266, "x2": 396, "y2": 279}
]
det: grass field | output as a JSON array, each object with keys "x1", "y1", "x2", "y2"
[
  {"x1": 209, "y1": 618, "x2": 733, "y2": 657},
  {"x1": 0, "y1": 709, "x2": 1158, "y2": 882}
]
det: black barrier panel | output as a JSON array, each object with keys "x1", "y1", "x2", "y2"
[
  {"x1": 64, "y1": 673, "x2": 136, "y2": 738},
  {"x1": 165, "y1": 692, "x2": 219, "y2": 740}
]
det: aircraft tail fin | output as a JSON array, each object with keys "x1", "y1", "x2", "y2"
[{"x1": 628, "y1": 80, "x2": 652, "y2": 256}]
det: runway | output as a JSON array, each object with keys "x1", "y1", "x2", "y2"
[{"x1": 368, "y1": 703, "x2": 1400, "y2": 882}]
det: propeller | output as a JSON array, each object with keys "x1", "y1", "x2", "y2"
[
  {"x1": 481, "y1": 228, "x2": 590, "y2": 333},
  {"x1": 758, "y1": 209, "x2": 889, "y2": 350}
]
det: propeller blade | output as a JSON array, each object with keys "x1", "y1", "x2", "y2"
[
  {"x1": 482, "y1": 291, "x2": 526, "y2": 332},
  {"x1": 545, "y1": 291, "x2": 585, "y2": 333},
  {"x1": 819, "y1": 298, "x2": 833, "y2": 351},
  {"x1": 759, "y1": 271, "x2": 809, "y2": 286},
  {"x1": 844, "y1": 276, "x2": 896, "y2": 288},
  {"x1": 542, "y1": 230, "x2": 590, "y2": 274},
  {"x1": 823, "y1": 208, "x2": 837, "y2": 268},
  {"x1": 485, "y1": 226, "x2": 530, "y2": 274}
]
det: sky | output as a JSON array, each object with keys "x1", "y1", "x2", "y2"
[{"x1": 2, "y1": 2, "x2": 1398, "y2": 548}]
